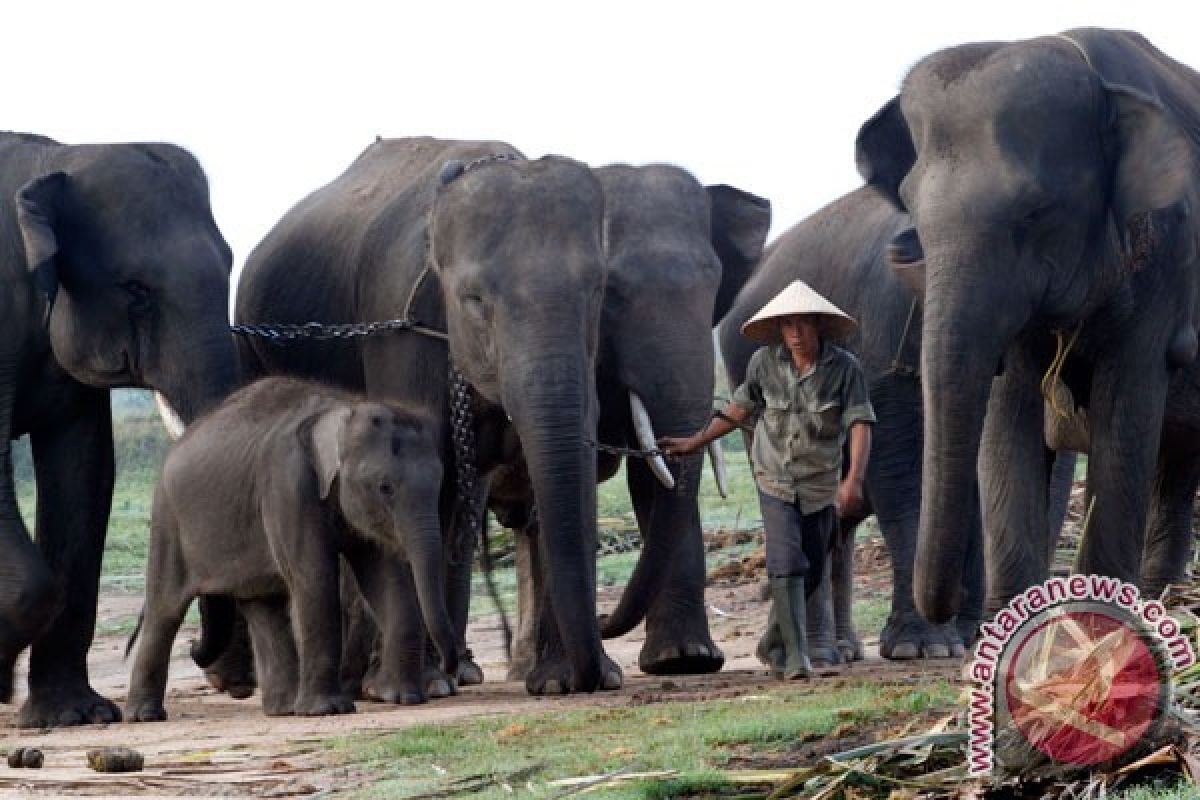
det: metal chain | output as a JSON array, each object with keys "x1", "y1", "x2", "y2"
[
  {"x1": 231, "y1": 318, "x2": 448, "y2": 343},
  {"x1": 448, "y1": 361, "x2": 481, "y2": 565},
  {"x1": 585, "y1": 438, "x2": 664, "y2": 460}
]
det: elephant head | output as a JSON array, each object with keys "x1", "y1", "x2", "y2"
[
  {"x1": 311, "y1": 402, "x2": 457, "y2": 678},
  {"x1": 590, "y1": 165, "x2": 771, "y2": 641},
  {"x1": 17, "y1": 144, "x2": 239, "y2": 422},
  {"x1": 856, "y1": 32, "x2": 1198, "y2": 622},
  {"x1": 429, "y1": 155, "x2": 611, "y2": 691}
]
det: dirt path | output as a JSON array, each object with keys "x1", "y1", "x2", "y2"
[{"x1": 0, "y1": 576, "x2": 963, "y2": 797}]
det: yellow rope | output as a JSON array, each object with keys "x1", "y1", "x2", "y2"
[{"x1": 1040, "y1": 326, "x2": 1082, "y2": 419}]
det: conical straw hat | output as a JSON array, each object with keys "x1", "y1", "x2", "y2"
[{"x1": 741, "y1": 280, "x2": 858, "y2": 344}]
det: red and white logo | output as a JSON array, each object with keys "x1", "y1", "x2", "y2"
[{"x1": 967, "y1": 578, "x2": 1194, "y2": 776}]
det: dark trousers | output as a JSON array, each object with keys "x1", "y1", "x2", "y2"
[{"x1": 758, "y1": 490, "x2": 835, "y2": 590}]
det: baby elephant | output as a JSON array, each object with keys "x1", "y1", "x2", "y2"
[{"x1": 126, "y1": 377, "x2": 458, "y2": 719}]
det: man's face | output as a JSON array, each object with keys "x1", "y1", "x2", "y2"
[{"x1": 779, "y1": 314, "x2": 820, "y2": 353}]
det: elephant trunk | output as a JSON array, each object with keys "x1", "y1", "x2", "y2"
[
  {"x1": 156, "y1": 323, "x2": 240, "y2": 427},
  {"x1": 505, "y1": 356, "x2": 604, "y2": 691},
  {"x1": 406, "y1": 516, "x2": 459, "y2": 679},
  {"x1": 601, "y1": 388, "x2": 706, "y2": 639},
  {"x1": 915, "y1": 249, "x2": 1024, "y2": 624}
]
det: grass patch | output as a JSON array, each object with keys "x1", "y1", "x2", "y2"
[{"x1": 333, "y1": 679, "x2": 958, "y2": 799}]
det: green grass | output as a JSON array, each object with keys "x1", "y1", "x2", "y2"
[{"x1": 332, "y1": 679, "x2": 959, "y2": 799}]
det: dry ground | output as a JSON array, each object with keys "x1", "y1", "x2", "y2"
[{"x1": 0, "y1": 535, "x2": 963, "y2": 798}]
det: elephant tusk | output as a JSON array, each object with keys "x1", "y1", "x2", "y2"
[
  {"x1": 629, "y1": 392, "x2": 675, "y2": 490},
  {"x1": 154, "y1": 392, "x2": 186, "y2": 441},
  {"x1": 707, "y1": 440, "x2": 729, "y2": 499}
]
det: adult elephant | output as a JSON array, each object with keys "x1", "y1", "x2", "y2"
[
  {"x1": 502, "y1": 165, "x2": 771, "y2": 679},
  {"x1": 720, "y1": 186, "x2": 1076, "y2": 660},
  {"x1": 0, "y1": 133, "x2": 238, "y2": 726},
  {"x1": 855, "y1": 28, "x2": 1200, "y2": 622},
  {"x1": 236, "y1": 138, "x2": 619, "y2": 695}
]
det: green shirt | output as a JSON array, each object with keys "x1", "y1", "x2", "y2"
[{"x1": 731, "y1": 341, "x2": 876, "y2": 512}]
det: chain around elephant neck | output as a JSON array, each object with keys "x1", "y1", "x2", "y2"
[{"x1": 448, "y1": 361, "x2": 482, "y2": 565}]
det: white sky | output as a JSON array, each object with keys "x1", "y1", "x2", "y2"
[{"x1": 5, "y1": 2, "x2": 1199, "y2": 296}]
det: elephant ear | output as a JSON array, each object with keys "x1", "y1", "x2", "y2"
[
  {"x1": 855, "y1": 96, "x2": 916, "y2": 211},
  {"x1": 1106, "y1": 83, "x2": 1196, "y2": 272},
  {"x1": 311, "y1": 407, "x2": 351, "y2": 500},
  {"x1": 707, "y1": 185, "x2": 771, "y2": 325},
  {"x1": 16, "y1": 172, "x2": 69, "y2": 325}
]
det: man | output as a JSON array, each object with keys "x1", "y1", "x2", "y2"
[{"x1": 659, "y1": 281, "x2": 874, "y2": 679}]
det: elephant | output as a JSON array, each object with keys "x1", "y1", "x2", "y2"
[
  {"x1": 0, "y1": 133, "x2": 238, "y2": 727},
  {"x1": 719, "y1": 186, "x2": 1077, "y2": 661},
  {"x1": 126, "y1": 377, "x2": 456, "y2": 720},
  {"x1": 854, "y1": 27, "x2": 1200, "y2": 623},
  {"x1": 236, "y1": 137, "x2": 619, "y2": 695},
  {"x1": 500, "y1": 164, "x2": 771, "y2": 680}
]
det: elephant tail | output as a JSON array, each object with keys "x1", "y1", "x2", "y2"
[
  {"x1": 124, "y1": 610, "x2": 145, "y2": 660},
  {"x1": 190, "y1": 595, "x2": 236, "y2": 669}
]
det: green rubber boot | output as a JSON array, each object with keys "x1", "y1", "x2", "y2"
[
  {"x1": 770, "y1": 576, "x2": 814, "y2": 680},
  {"x1": 755, "y1": 601, "x2": 785, "y2": 674}
]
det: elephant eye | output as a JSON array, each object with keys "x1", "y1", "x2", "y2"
[{"x1": 379, "y1": 481, "x2": 395, "y2": 497}]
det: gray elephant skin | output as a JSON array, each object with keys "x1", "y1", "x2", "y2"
[
  {"x1": 499, "y1": 164, "x2": 771, "y2": 679},
  {"x1": 236, "y1": 138, "x2": 617, "y2": 695},
  {"x1": 856, "y1": 27, "x2": 1200, "y2": 622},
  {"x1": 0, "y1": 133, "x2": 238, "y2": 727},
  {"x1": 126, "y1": 377, "x2": 456, "y2": 719},
  {"x1": 720, "y1": 186, "x2": 1077, "y2": 660}
]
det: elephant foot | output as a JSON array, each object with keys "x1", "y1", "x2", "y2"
[
  {"x1": 808, "y1": 644, "x2": 844, "y2": 669},
  {"x1": 457, "y1": 650, "x2": 484, "y2": 686},
  {"x1": 294, "y1": 693, "x2": 355, "y2": 716},
  {"x1": 366, "y1": 679, "x2": 429, "y2": 706},
  {"x1": 423, "y1": 669, "x2": 458, "y2": 700},
  {"x1": 125, "y1": 695, "x2": 168, "y2": 723},
  {"x1": 955, "y1": 615, "x2": 982, "y2": 650},
  {"x1": 17, "y1": 684, "x2": 122, "y2": 728},
  {"x1": 506, "y1": 652, "x2": 535, "y2": 682},
  {"x1": 880, "y1": 611, "x2": 965, "y2": 660},
  {"x1": 638, "y1": 631, "x2": 724, "y2": 676},
  {"x1": 199, "y1": 623, "x2": 257, "y2": 699},
  {"x1": 526, "y1": 653, "x2": 623, "y2": 695},
  {"x1": 836, "y1": 634, "x2": 865, "y2": 662}
]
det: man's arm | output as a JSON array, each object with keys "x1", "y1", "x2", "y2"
[
  {"x1": 658, "y1": 403, "x2": 753, "y2": 457},
  {"x1": 837, "y1": 421, "x2": 872, "y2": 515}
]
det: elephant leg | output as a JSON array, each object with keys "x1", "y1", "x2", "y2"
[
  {"x1": 426, "y1": 493, "x2": 483, "y2": 689},
  {"x1": 866, "y1": 377, "x2": 963, "y2": 660},
  {"x1": 199, "y1": 603, "x2": 256, "y2": 699},
  {"x1": 979, "y1": 347, "x2": 1052, "y2": 612},
  {"x1": 1140, "y1": 442, "x2": 1200, "y2": 596},
  {"x1": 347, "y1": 544, "x2": 436, "y2": 705},
  {"x1": 0, "y1": 398, "x2": 59, "y2": 700},
  {"x1": 507, "y1": 523, "x2": 542, "y2": 681},
  {"x1": 1075, "y1": 349, "x2": 1168, "y2": 584},
  {"x1": 126, "y1": 510, "x2": 190, "y2": 723},
  {"x1": 241, "y1": 598, "x2": 298, "y2": 716},
  {"x1": 526, "y1": 583, "x2": 623, "y2": 694},
  {"x1": 1044, "y1": 450, "x2": 1078, "y2": 561},
  {"x1": 286, "y1": 563, "x2": 353, "y2": 716},
  {"x1": 628, "y1": 458, "x2": 724, "y2": 676},
  {"x1": 339, "y1": 565, "x2": 380, "y2": 699},
  {"x1": 806, "y1": 544, "x2": 841, "y2": 667},
  {"x1": 19, "y1": 389, "x2": 122, "y2": 727},
  {"x1": 830, "y1": 516, "x2": 864, "y2": 662}
]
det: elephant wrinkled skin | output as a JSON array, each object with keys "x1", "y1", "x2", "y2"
[
  {"x1": 236, "y1": 138, "x2": 618, "y2": 695},
  {"x1": 126, "y1": 377, "x2": 456, "y2": 720},
  {"x1": 0, "y1": 133, "x2": 238, "y2": 727},
  {"x1": 856, "y1": 28, "x2": 1200, "y2": 621}
]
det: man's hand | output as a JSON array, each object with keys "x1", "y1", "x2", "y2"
[
  {"x1": 657, "y1": 434, "x2": 702, "y2": 458},
  {"x1": 836, "y1": 478, "x2": 865, "y2": 517}
]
